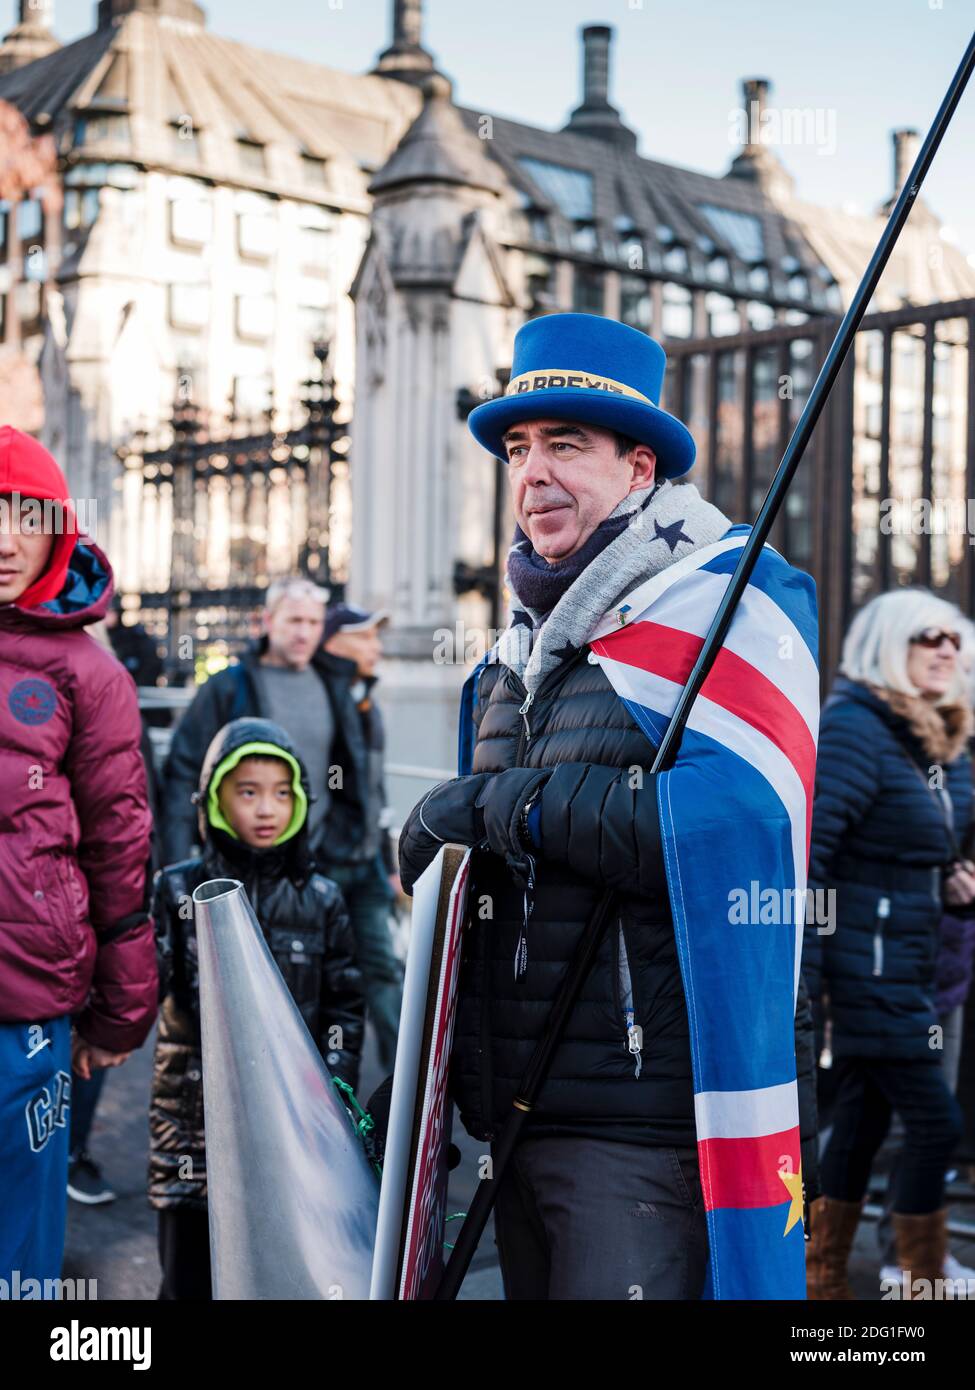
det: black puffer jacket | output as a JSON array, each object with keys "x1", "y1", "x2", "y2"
[
  {"x1": 149, "y1": 718, "x2": 364, "y2": 1210},
  {"x1": 803, "y1": 677, "x2": 973, "y2": 1061},
  {"x1": 401, "y1": 647, "x2": 697, "y2": 1147}
]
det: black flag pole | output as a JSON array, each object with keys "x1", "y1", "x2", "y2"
[
  {"x1": 434, "y1": 32, "x2": 975, "y2": 1301},
  {"x1": 650, "y1": 28, "x2": 975, "y2": 775}
]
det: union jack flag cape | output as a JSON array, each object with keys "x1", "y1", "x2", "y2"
[{"x1": 458, "y1": 525, "x2": 819, "y2": 1300}]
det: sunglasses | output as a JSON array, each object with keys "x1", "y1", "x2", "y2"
[{"x1": 910, "y1": 627, "x2": 962, "y2": 651}]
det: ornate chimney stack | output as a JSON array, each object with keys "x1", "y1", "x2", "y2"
[
  {"x1": 372, "y1": 0, "x2": 437, "y2": 86},
  {"x1": 892, "y1": 128, "x2": 920, "y2": 197},
  {"x1": 742, "y1": 77, "x2": 770, "y2": 151},
  {"x1": 0, "y1": 0, "x2": 60, "y2": 74},
  {"x1": 878, "y1": 126, "x2": 933, "y2": 220},
  {"x1": 725, "y1": 75, "x2": 795, "y2": 202},
  {"x1": 562, "y1": 24, "x2": 637, "y2": 151}
]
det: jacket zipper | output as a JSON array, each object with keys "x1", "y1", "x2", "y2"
[
  {"x1": 616, "y1": 918, "x2": 642, "y2": 1077},
  {"x1": 510, "y1": 650, "x2": 587, "y2": 765},
  {"x1": 872, "y1": 896, "x2": 890, "y2": 977},
  {"x1": 517, "y1": 691, "x2": 534, "y2": 761},
  {"x1": 479, "y1": 651, "x2": 588, "y2": 1124},
  {"x1": 509, "y1": 656, "x2": 585, "y2": 978}
]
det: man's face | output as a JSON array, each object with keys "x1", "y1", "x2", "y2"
[
  {"x1": 502, "y1": 420, "x2": 656, "y2": 562},
  {"x1": 263, "y1": 596, "x2": 326, "y2": 669},
  {"x1": 325, "y1": 624, "x2": 384, "y2": 677},
  {"x1": 0, "y1": 493, "x2": 55, "y2": 603}
]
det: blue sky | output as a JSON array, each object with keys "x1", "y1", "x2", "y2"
[{"x1": 41, "y1": 0, "x2": 975, "y2": 258}]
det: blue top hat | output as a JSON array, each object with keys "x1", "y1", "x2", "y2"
[{"x1": 468, "y1": 313, "x2": 696, "y2": 479}]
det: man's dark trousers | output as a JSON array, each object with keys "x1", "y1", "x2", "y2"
[
  {"x1": 492, "y1": 1134, "x2": 709, "y2": 1300},
  {"x1": 321, "y1": 854, "x2": 403, "y2": 1071}
]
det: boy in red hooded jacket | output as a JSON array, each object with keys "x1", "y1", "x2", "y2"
[{"x1": 0, "y1": 427, "x2": 156, "y2": 1291}]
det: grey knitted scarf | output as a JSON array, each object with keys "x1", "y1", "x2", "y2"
[{"x1": 498, "y1": 478, "x2": 732, "y2": 694}]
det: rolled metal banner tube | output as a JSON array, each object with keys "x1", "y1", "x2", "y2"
[{"x1": 193, "y1": 877, "x2": 378, "y2": 1300}]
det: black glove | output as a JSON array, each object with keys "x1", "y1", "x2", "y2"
[
  {"x1": 475, "y1": 767, "x2": 551, "y2": 886},
  {"x1": 399, "y1": 774, "x2": 493, "y2": 893}
]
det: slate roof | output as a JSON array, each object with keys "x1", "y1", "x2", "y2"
[
  {"x1": 456, "y1": 106, "x2": 841, "y2": 312},
  {"x1": 455, "y1": 106, "x2": 975, "y2": 311},
  {"x1": 0, "y1": 9, "x2": 422, "y2": 204},
  {"x1": 0, "y1": 23, "x2": 115, "y2": 122}
]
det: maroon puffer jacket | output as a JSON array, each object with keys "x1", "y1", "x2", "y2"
[{"x1": 0, "y1": 539, "x2": 156, "y2": 1050}]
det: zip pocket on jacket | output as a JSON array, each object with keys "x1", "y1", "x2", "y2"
[
  {"x1": 872, "y1": 896, "x2": 891, "y2": 977},
  {"x1": 616, "y1": 920, "x2": 642, "y2": 1078}
]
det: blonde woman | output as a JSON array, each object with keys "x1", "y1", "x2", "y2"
[{"x1": 804, "y1": 589, "x2": 975, "y2": 1299}]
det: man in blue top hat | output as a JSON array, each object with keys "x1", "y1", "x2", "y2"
[{"x1": 397, "y1": 312, "x2": 753, "y2": 1300}]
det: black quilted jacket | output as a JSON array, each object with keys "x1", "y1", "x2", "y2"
[
  {"x1": 401, "y1": 645, "x2": 820, "y2": 1187},
  {"x1": 803, "y1": 677, "x2": 973, "y2": 1060},
  {"x1": 401, "y1": 646, "x2": 698, "y2": 1147},
  {"x1": 148, "y1": 719, "x2": 365, "y2": 1210}
]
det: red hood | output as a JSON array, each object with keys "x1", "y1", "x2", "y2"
[
  {"x1": 0, "y1": 426, "x2": 79, "y2": 607},
  {"x1": 0, "y1": 537, "x2": 114, "y2": 631}
]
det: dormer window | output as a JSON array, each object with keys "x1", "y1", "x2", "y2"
[
  {"x1": 747, "y1": 263, "x2": 770, "y2": 293},
  {"x1": 170, "y1": 116, "x2": 200, "y2": 161},
  {"x1": 237, "y1": 138, "x2": 267, "y2": 176},
  {"x1": 662, "y1": 243, "x2": 688, "y2": 273},
  {"x1": 301, "y1": 153, "x2": 328, "y2": 188},
  {"x1": 518, "y1": 200, "x2": 551, "y2": 243},
  {"x1": 571, "y1": 221, "x2": 598, "y2": 253},
  {"x1": 528, "y1": 210, "x2": 551, "y2": 242},
  {"x1": 74, "y1": 111, "x2": 130, "y2": 148}
]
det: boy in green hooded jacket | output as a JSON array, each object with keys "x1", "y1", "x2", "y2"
[{"x1": 148, "y1": 716, "x2": 364, "y2": 1299}]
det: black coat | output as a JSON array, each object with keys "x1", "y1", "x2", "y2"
[
  {"x1": 160, "y1": 641, "x2": 370, "y2": 867},
  {"x1": 148, "y1": 718, "x2": 365, "y2": 1210},
  {"x1": 803, "y1": 677, "x2": 973, "y2": 1061},
  {"x1": 402, "y1": 648, "x2": 820, "y2": 1177},
  {"x1": 342, "y1": 674, "x2": 396, "y2": 874},
  {"x1": 401, "y1": 647, "x2": 697, "y2": 1147}
]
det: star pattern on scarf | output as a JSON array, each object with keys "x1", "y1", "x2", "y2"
[
  {"x1": 653, "y1": 516, "x2": 694, "y2": 552},
  {"x1": 551, "y1": 639, "x2": 578, "y2": 663}
]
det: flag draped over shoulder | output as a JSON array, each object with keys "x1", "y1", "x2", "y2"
[
  {"x1": 458, "y1": 524, "x2": 819, "y2": 1301},
  {"x1": 588, "y1": 525, "x2": 819, "y2": 1299}
]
